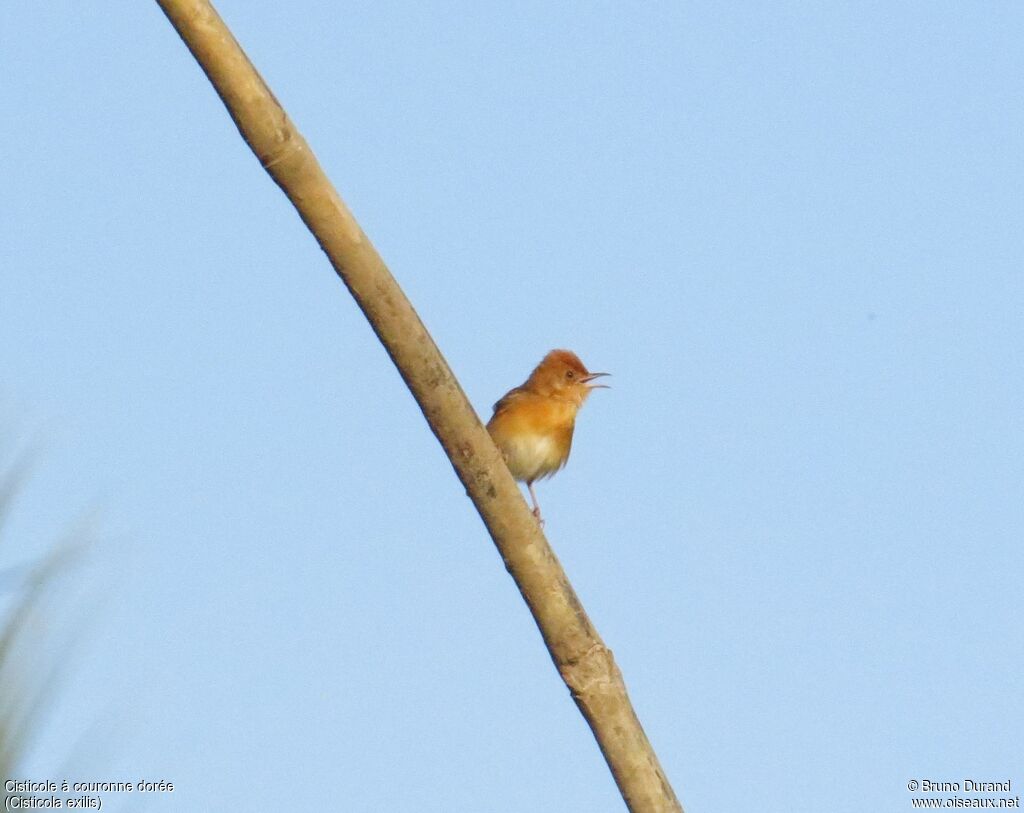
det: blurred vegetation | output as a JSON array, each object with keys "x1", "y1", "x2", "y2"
[{"x1": 0, "y1": 451, "x2": 86, "y2": 807}]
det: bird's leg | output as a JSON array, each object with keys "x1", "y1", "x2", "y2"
[{"x1": 527, "y1": 481, "x2": 544, "y2": 525}]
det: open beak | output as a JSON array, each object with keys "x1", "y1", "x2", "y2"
[{"x1": 583, "y1": 372, "x2": 611, "y2": 389}]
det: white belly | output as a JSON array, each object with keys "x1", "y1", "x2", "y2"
[{"x1": 502, "y1": 432, "x2": 567, "y2": 482}]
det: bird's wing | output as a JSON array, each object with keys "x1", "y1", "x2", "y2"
[{"x1": 492, "y1": 385, "x2": 529, "y2": 416}]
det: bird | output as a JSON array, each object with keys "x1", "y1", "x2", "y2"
[{"x1": 486, "y1": 349, "x2": 609, "y2": 522}]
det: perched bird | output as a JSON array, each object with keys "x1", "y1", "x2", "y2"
[{"x1": 486, "y1": 349, "x2": 609, "y2": 521}]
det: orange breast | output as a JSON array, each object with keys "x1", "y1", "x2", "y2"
[{"x1": 487, "y1": 393, "x2": 578, "y2": 483}]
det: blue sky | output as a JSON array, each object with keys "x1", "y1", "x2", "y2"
[{"x1": 2, "y1": 2, "x2": 1022, "y2": 811}]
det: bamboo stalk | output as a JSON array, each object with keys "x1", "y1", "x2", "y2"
[{"x1": 154, "y1": 3, "x2": 683, "y2": 809}]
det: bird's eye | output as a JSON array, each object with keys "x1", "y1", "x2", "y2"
[{"x1": 565, "y1": 370, "x2": 575, "y2": 380}]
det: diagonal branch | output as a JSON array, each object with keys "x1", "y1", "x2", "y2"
[{"x1": 154, "y1": 2, "x2": 683, "y2": 809}]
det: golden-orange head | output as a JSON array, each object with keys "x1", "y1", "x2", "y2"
[{"x1": 522, "y1": 349, "x2": 610, "y2": 405}]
